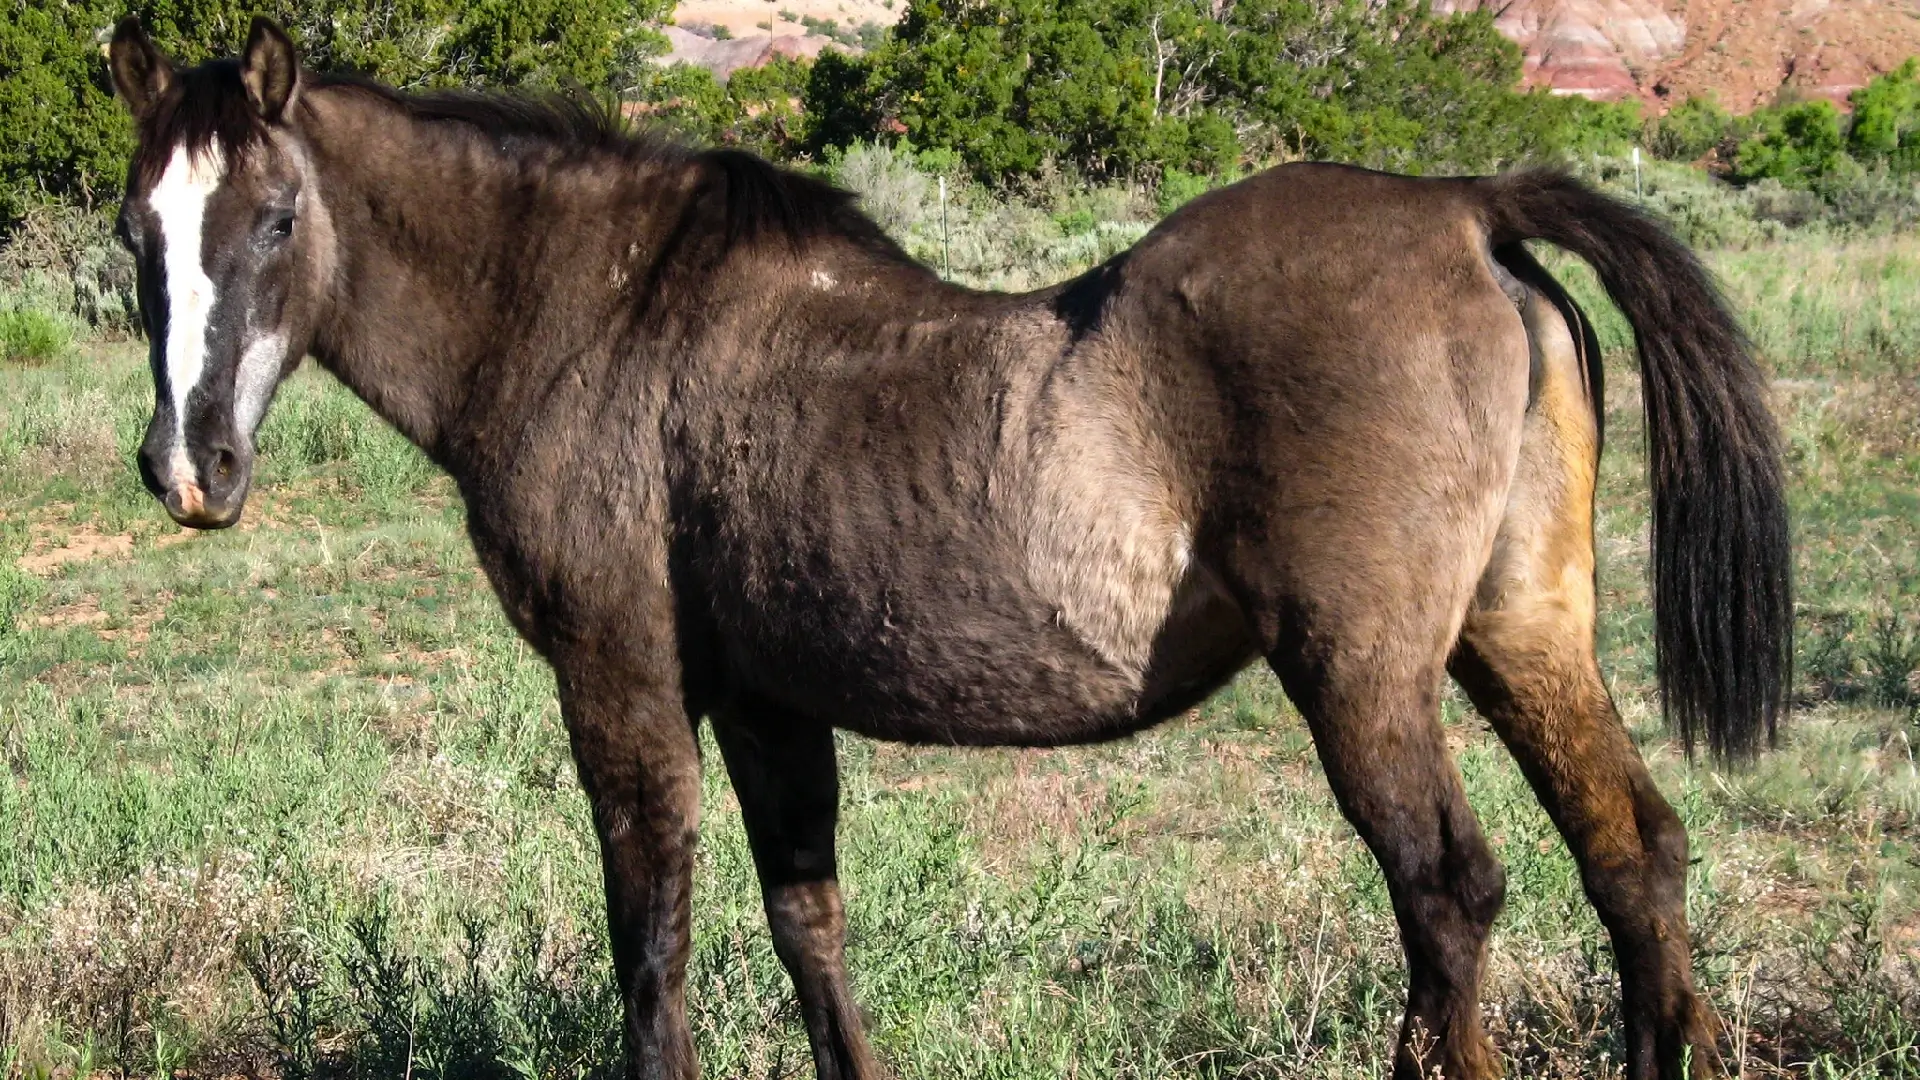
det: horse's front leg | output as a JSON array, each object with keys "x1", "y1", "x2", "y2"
[
  {"x1": 712, "y1": 708, "x2": 886, "y2": 1080},
  {"x1": 555, "y1": 649, "x2": 703, "y2": 1080}
]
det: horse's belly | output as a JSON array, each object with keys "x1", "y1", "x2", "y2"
[{"x1": 719, "y1": 555, "x2": 1256, "y2": 746}]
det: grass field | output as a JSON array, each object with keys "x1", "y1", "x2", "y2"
[{"x1": 1, "y1": 221, "x2": 1917, "y2": 1079}]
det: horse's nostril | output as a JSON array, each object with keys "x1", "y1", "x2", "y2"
[{"x1": 210, "y1": 446, "x2": 238, "y2": 483}]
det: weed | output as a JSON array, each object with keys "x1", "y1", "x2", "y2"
[{"x1": 1865, "y1": 610, "x2": 1920, "y2": 711}]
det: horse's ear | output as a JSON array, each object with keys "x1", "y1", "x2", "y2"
[
  {"x1": 109, "y1": 17, "x2": 173, "y2": 119},
  {"x1": 240, "y1": 17, "x2": 300, "y2": 122}
]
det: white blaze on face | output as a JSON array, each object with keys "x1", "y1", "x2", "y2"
[
  {"x1": 233, "y1": 330, "x2": 289, "y2": 436},
  {"x1": 149, "y1": 144, "x2": 226, "y2": 476}
]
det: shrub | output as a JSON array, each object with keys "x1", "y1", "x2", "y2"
[
  {"x1": 1648, "y1": 94, "x2": 1735, "y2": 161},
  {"x1": 1556, "y1": 97, "x2": 1642, "y2": 156},
  {"x1": 0, "y1": 307, "x2": 70, "y2": 364},
  {"x1": 1848, "y1": 59, "x2": 1920, "y2": 174},
  {"x1": 722, "y1": 54, "x2": 812, "y2": 154},
  {"x1": 1155, "y1": 168, "x2": 1211, "y2": 215},
  {"x1": 829, "y1": 142, "x2": 934, "y2": 233},
  {"x1": 1813, "y1": 160, "x2": 1920, "y2": 232},
  {"x1": 1735, "y1": 99, "x2": 1847, "y2": 187},
  {"x1": 628, "y1": 55, "x2": 813, "y2": 157},
  {"x1": 625, "y1": 62, "x2": 735, "y2": 140},
  {"x1": 802, "y1": 49, "x2": 883, "y2": 156},
  {"x1": 0, "y1": 1, "x2": 131, "y2": 224},
  {"x1": 0, "y1": 194, "x2": 137, "y2": 331}
]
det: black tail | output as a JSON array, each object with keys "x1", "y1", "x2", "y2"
[{"x1": 1480, "y1": 169, "x2": 1792, "y2": 764}]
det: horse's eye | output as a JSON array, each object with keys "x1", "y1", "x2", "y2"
[{"x1": 271, "y1": 215, "x2": 295, "y2": 238}]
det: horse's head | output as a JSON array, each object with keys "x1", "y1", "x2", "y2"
[{"x1": 110, "y1": 17, "x2": 329, "y2": 529}]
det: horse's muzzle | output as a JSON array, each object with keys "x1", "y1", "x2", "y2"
[
  {"x1": 162, "y1": 479, "x2": 243, "y2": 529},
  {"x1": 139, "y1": 439, "x2": 250, "y2": 530}
]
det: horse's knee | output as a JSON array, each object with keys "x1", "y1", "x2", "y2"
[
  {"x1": 766, "y1": 882, "x2": 848, "y2": 964},
  {"x1": 1457, "y1": 840, "x2": 1509, "y2": 931}
]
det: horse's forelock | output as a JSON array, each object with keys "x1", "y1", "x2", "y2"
[{"x1": 133, "y1": 60, "x2": 266, "y2": 191}]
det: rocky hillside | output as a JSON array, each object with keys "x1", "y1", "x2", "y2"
[
  {"x1": 665, "y1": 0, "x2": 1920, "y2": 110},
  {"x1": 1436, "y1": 0, "x2": 1920, "y2": 111},
  {"x1": 661, "y1": 0, "x2": 892, "y2": 77}
]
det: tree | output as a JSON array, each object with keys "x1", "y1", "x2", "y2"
[
  {"x1": 847, "y1": 0, "x2": 1240, "y2": 180},
  {"x1": 0, "y1": 0, "x2": 669, "y2": 225},
  {"x1": 805, "y1": 0, "x2": 1630, "y2": 184},
  {"x1": 0, "y1": 0, "x2": 130, "y2": 219}
]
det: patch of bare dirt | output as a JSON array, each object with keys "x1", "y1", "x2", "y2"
[
  {"x1": 28, "y1": 595, "x2": 107, "y2": 629},
  {"x1": 16, "y1": 523, "x2": 133, "y2": 576},
  {"x1": 26, "y1": 590, "x2": 169, "y2": 656}
]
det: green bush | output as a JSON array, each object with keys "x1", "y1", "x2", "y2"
[
  {"x1": 1848, "y1": 59, "x2": 1920, "y2": 174},
  {"x1": 0, "y1": 306, "x2": 71, "y2": 364},
  {"x1": 723, "y1": 54, "x2": 812, "y2": 153},
  {"x1": 1557, "y1": 98, "x2": 1642, "y2": 156},
  {"x1": 801, "y1": 49, "x2": 884, "y2": 156},
  {"x1": 627, "y1": 55, "x2": 813, "y2": 157},
  {"x1": 1812, "y1": 159, "x2": 1920, "y2": 231},
  {"x1": 1155, "y1": 167, "x2": 1211, "y2": 215},
  {"x1": 1648, "y1": 94, "x2": 1736, "y2": 161},
  {"x1": 626, "y1": 62, "x2": 735, "y2": 140},
  {"x1": 1735, "y1": 99, "x2": 1847, "y2": 188},
  {"x1": 0, "y1": 1, "x2": 132, "y2": 224}
]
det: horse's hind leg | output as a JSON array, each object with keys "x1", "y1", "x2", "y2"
[
  {"x1": 1269, "y1": 637, "x2": 1508, "y2": 1080},
  {"x1": 1449, "y1": 278, "x2": 1719, "y2": 1080},
  {"x1": 712, "y1": 710, "x2": 887, "y2": 1080}
]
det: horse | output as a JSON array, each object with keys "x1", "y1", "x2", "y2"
[{"x1": 105, "y1": 16, "x2": 1791, "y2": 1080}]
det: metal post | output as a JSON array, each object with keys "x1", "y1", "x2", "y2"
[
  {"x1": 1633, "y1": 146, "x2": 1643, "y2": 199},
  {"x1": 939, "y1": 175, "x2": 951, "y2": 279}
]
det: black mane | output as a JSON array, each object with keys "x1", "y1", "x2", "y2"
[
  {"x1": 317, "y1": 73, "x2": 662, "y2": 156},
  {"x1": 319, "y1": 74, "x2": 900, "y2": 255},
  {"x1": 135, "y1": 62, "x2": 905, "y2": 258}
]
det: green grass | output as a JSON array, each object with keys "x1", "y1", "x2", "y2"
[{"x1": 0, "y1": 230, "x2": 1917, "y2": 1080}]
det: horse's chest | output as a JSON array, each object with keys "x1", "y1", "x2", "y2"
[{"x1": 460, "y1": 478, "x2": 667, "y2": 655}]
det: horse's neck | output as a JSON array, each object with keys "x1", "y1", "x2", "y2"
[{"x1": 302, "y1": 92, "x2": 680, "y2": 467}]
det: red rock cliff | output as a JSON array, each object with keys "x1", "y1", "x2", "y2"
[{"x1": 1437, "y1": 0, "x2": 1920, "y2": 112}]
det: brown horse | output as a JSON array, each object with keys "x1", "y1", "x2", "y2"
[{"x1": 106, "y1": 16, "x2": 1791, "y2": 1080}]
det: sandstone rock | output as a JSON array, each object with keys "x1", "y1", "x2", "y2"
[
  {"x1": 1441, "y1": 0, "x2": 1920, "y2": 112},
  {"x1": 1436, "y1": 0, "x2": 1685, "y2": 99}
]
